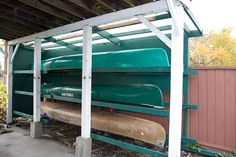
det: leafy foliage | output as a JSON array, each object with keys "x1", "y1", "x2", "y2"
[
  {"x1": 0, "y1": 83, "x2": 7, "y2": 123},
  {"x1": 190, "y1": 28, "x2": 236, "y2": 67}
]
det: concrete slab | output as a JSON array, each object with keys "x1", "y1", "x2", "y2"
[{"x1": 0, "y1": 127, "x2": 74, "y2": 157}]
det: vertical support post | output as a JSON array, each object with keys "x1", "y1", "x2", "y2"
[
  {"x1": 75, "y1": 25, "x2": 92, "y2": 157},
  {"x1": 81, "y1": 25, "x2": 92, "y2": 138},
  {"x1": 30, "y1": 38, "x2": 42, "y2": 138},
  {"x1": 168, "y1": 2, "x2": 184, "y2": 157},
  {"x1": 183, "y1": 34, "x2": 189, "y2": 137},
  {"x1": 33, "y1": 39, "x2": 41, "y2": 122},
  {"x1": 3, "y1": 41, "x2": 8, "y2": 85},
  {"x1": 6, "y1": 44, "x2": 13, "y2": 124}
]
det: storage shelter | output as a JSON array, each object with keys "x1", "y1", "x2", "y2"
[{"x1": 2, "y1": 0, "x2": 219, "y2": 157}]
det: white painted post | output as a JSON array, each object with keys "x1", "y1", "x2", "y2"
[
  {"x1": 6, "y1": 45, "x2": 13, "y2": 124},
  {"x1": 81, "y1": 25, "x2": 92, "y2": 139},
  {"x1": 33, "y1": 39, "x2": 41, "y2": 122},
  {"x1": 168, "y1": 2, "x2": 184, "y2": 157}
]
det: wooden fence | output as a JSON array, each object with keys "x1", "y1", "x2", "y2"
[{"x1": 188, "y1": 67, "x2": 236, "y2": 151}]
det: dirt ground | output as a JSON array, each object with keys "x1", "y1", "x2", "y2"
[{"x1": 12, "y1": 117, "x2": 201, "y2": 157}]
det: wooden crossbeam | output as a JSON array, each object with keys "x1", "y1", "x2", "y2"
[
  {"x1": 69, "y1": 0, "x2": 103, "y2": 16},
  {"x1": 0, "y1": 25, "x2": 27, "y2": 37},
  {"x1": 18, "y1": 0, "x2": 79, "y2": 22},
  {"x1": 0, "y1": 32, "x2": 18, "y2": 40},
  {"x1": 124, "y1": 0, "x2": 135, "y2": 7},
  {"x1": 99, "y1": 13, "x2": 171, "y2": 30},
  {"x1": 95, "y1": 0, "x2": 117, "y2": 11},
  {"x1": 42, "y1": 0, "x2": 86, "y2": 20},
  {"x1": 0, "y1": 4, "x2": 55, "y2": 29},
  {"x1": 44, "y1": 37, "x2": 81, "y2": 52},
  {"x1": 0, "y1": 0, "x2": 67, "y2": 26},
  {"x1": 93, "y1": 26, "x2": 121, "y2": 45},
  {"x1": 0, "y1": 19, "x2": 37, "y2": 34},
  {"x1": 0, "y1": 11, "x2": 44, "y2": 31},
  {"x1": 0, "y1": 31, "x2": 19, "y2": 38}
]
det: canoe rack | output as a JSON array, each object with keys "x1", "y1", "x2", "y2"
[{"x1": 7, "y1": 1, "x2": 224, "y2": 156}]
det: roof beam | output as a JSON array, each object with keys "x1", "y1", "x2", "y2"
[
  {"x1": 0, "y1": 25, "x2": 28, "y2": 37},
  {"x1": 41, "y1": 0, "x2": 86, "y2": 19},
  {"x1": 123, "y1": 0, "x2": 136, "y2": 7},
  {"x1": 0, "y1": 0, "x2": 67, "y2": 26},
  {"x1": 99, "y1": 13, "x2": 171, "y2": 30},
  {"x1": 17, "y1": 0, "x2": 79, "y2": 22},
  {"x1": 9, "y1": 0, "x2": 168, "y2": 45},
  {"x1": 0, "y1": 19, "x2": 38, "y2": 34},
  {"x1": 0, "y1": 33, "x2": 18, "y2": 40},
  {"x1": 95, "y1": 0, "x2": 117, "y2": 11},
  {"x1": 0, "y1": 4, "x2": 55, "y2": 29},
  {"x1": 44, "y1": 37, "x2": 81, "y2": 52},
  {"x1": 69, "y1": 0, "x2": 103, "y2": 16},
  {"x1": 0, "y1": 12, "x2": 45, "y2": 31}
]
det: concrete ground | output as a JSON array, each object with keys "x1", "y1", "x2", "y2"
[{"x1": 0, "y1": 127, "x2": 74, "y2": 157}]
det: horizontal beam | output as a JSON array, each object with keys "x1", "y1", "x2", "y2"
[
  {"x1": 93, "y1": 26, "x2": 121, "y2": 45},
  {"x1": 92, "y1": 134, "x2": 168, "y2": 157},
  {"x1": 9, "y1": 0, "x2": 168, "y2": 45},
  {"x1": 44, "y1": 37, "x2": 81, "y2": 51}
]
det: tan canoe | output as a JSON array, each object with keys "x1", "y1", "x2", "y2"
[{"x1": 41, "y1": 101, "x2": 166, "y2": 147}]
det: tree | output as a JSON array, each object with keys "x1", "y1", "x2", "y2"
[{"x1": 190, "y1": 28, "x2": 236, "y2": 67}]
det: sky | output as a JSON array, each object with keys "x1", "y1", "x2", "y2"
[{"x1": 188, "y1": 0, "x2": 236, "y2": 37}]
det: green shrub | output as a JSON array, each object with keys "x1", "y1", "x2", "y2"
[{"x1": 0, "y1": 83, "x2": 7, "y2": 123}]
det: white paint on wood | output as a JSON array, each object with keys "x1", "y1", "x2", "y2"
[
  {"x1": 33, "y1": 39, "x2": 41, "y2": 122},
  {"x1": 10, "y1": 44, "x2": 20, "y2": 63},
  {"x1": 168, "y1": 2, "x2": 185, "y2": 157},
  {"x1": 165, "y1": 0, "x2": 180, "y2": 35},
  {"x1": 136, "y1": 15, "x2": 171, "y2": 48},
  {"x1": 6, "y1": 45, "x2": 13, "y2": 124},
  {"x1": 81, "y1": 25, "x2": 92, "y2": 139}
]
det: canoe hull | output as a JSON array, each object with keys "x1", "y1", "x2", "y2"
[{"x1": 41, "y1": 101, "x2": 166, "y2": 147}]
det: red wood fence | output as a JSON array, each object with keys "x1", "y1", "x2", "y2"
[{"x1": 188, "y1": 67, "x2": 236, "y2": 151}]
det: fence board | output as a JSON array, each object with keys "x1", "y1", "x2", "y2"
[{"x1": 189, "y1": 67, "x2": 236, "y2": 151}]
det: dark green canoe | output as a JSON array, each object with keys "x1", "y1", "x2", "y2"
[
  {"x1": 41, "y1": 84, "x2": 164, "y2": 107},
  {"x1": 41, "y1": 48, "x2": 169, "y2": 71}
]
